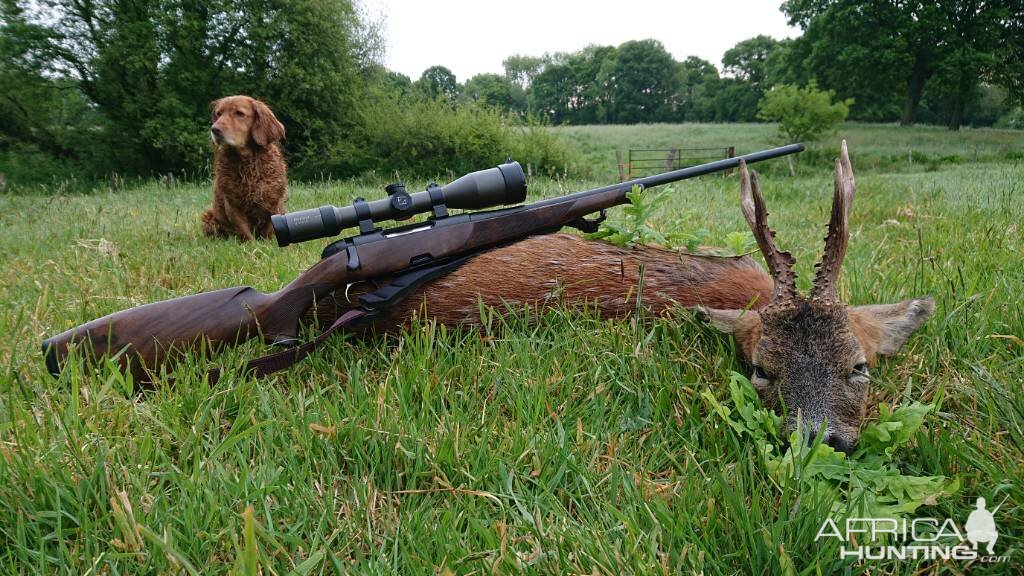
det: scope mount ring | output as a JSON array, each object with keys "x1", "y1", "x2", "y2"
[{"x1": 427, "y1": 183, "x2": 448, "y2": 219}]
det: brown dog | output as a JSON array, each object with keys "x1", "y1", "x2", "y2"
[{"x1": 202, "y1": 95, "x2": 287, "y2": 241}]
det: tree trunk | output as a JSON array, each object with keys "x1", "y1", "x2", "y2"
[
  {"x1": 948, "y1": 92, "x2": 965, "y2": 131},
  {"x1": 948, "y1": 70, "x2": 971, "y2": 131},
  {"x1": 900, "y1": 54, "x2": 930, "y2": 126}
]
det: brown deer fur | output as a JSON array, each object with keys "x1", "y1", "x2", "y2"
[
  {"x1": 342, "y1": 233, "x2": 907, "y2": 371},
  {"x1": 324, "y1": 233, "x2": 774, "y2": 331}
]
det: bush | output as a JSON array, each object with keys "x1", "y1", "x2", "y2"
[
  {"x1": 508, "y1": 124, "x2": 584, "y2": 178},
  {"x1": 356, "y1": 97, "x2": 581, "y2": 178},
  {"x1": 996, "y1": 107, "x2": 1024, "y2": 130},
  {"x1": 757, "y1": 82, "x2": 852, "y2": 142}
]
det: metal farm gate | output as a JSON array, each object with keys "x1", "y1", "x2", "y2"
[{"x1": 618, "y1": 146, "x2": 735, "y2": 180}]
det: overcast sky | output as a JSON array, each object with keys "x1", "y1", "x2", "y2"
[{"x1": 361, "y1": 0, "x2": 799, "y2": 81}]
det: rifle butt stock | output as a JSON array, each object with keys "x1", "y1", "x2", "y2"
[{"x1": 41, "y1": 285, "x2": 306, "y2": 381}]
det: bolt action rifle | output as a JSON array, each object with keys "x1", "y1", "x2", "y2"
[{"x1": 42, "y1": 144, "x2": 805, "y2": 382}]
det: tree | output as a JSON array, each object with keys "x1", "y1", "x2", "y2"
[
  {"x1": 367, "y1": 66, "x2": 416, "y2": 99},
  {"x1": 932, "y1": 2, "x2": 1008, "y2": 130},
  {"x1": 0, "y1": 2, "x2": 94, "y2": 164},
  {"x1": 529, "y1": 45, "x2": 616, "y2": 124},
  {"x1": 675, "y1": 57, "x2": 720, "y2": 121},
  {"x1": 757, "y1": 82, "x2": 851, "y2": 142},
  {"x1": 0, "y1": 0, "x2": 374, "y2": 176},
  {"x1": 714, "y1": 35, "x2": 784, "y2": 121},
  {"x1": 416, "y1": 65, "x2": 460, "y2": 102},
  {"x1": 995, "y1": 3, "x2": 1024, "y2": 106},
  {"x1": 761, "y1": 38, "x2": 807, "y2": 87},
  {"x1": 503, "y1": 54, "x2": 544, "y2": 90},
  {"x1": 596, "y1": 39, "x2": 680, "y2": 123},
  {"x1": 462, "y1": 73, "x2": 522, "y2": 114},
  {"x1": 784, "y1": 0, "x2": 1020, "y2": 129},
  {"x1": 722, "y1": 35, "x2": 780, "y2": 90},
  {"x1": 710, "y1": 78, "x2": 762, "y2": 122},
  {"x1": 783, "y1": 0, "x2": 947, "y2": 125}
]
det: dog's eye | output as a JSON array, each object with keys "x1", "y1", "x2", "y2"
[{"x1": 235, "y1": 110, "x2": 245, "y2": 117}]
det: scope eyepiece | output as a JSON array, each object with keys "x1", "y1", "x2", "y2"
[{"x1": 272, "y1": 160, "x2": 527, "y2": 246}]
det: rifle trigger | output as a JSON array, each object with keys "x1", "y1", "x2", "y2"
[
  {"x1": 567, "y1": 210, "x2": 607, "y2": 233},
  {"x1": 343, "y1": 280, "x2": 378, "y2": 304}
]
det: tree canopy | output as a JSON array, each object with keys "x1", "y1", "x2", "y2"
[
  {"x1": 416, "y1": 65, "x2": 460, "y2": 102},
  {"x1": 0, "y1": 0, "x2": 372, "y2": 176},
  {"x1": 781, "y1": 0, "x2": 1022, "y2": 128}
]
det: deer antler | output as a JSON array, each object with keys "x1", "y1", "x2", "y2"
[
  {"x1": 739, "y1": 159, "x2": 797, "y2": 305},
  {"x1": 810, "y1": 140, "x2": 856, "y2": 302}
]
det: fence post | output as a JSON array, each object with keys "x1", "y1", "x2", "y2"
[
  {"x1": 663, "y1": 148, "x2": 678, "y2": 171},
  {"x1": 615, "y1": 149, "x2": 626, "y2": 182},
  {"x1": 726, "y1": 146, "x2": 735, "y2": 176}
]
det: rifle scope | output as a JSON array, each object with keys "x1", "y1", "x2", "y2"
[{"x1": 272, "y1": 161, "x2": 527, "y2": 246}]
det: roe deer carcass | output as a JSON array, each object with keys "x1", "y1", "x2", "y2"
[{"x1": 351, "y1": 141, "x2": 933, "y2": 453}]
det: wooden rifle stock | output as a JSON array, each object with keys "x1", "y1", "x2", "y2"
[{"x1": 43, "y1": 143, "x2": 804, "y2": 380}]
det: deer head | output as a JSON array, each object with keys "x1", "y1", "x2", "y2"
[{"x1": 702, "y1": 141, "x2": 933, "y2": 453}]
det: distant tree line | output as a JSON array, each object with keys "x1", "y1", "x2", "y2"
[
  {"x1": 419, "y1": 2, "x2": 1022, "y2": 131},
  {"x1": 1, "y1": 0, "x2": 1021, "y2": 187}
]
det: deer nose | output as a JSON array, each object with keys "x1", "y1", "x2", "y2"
[
  {"x1": 804, "y1": 429, "x2": 854, "y2": 455},
  {"x1": 825, "y1": 433, "x2": 855, "y2": 455}
]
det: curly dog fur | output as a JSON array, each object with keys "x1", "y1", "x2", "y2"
[{"x1": 202, "y1": 95, "x2": 287, "y2": 241}]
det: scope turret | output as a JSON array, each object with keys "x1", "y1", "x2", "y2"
[{"x1": 272, "y1": 161, "x2": 527, "y2": 246}]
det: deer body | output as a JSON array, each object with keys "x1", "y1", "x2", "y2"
[{"x1": 364, "y1": 233, "x2": 774, "y2": 330}]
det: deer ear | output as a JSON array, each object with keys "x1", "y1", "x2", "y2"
[
  {"x1": 849, "y1": 297, "x2": 934, "y2": 361},
  {"x1": 697, "y1": 307, "x2": 762, "y2": 361},
  {"x1": 251, "y1": 99, "x2": 285, "y2": 147}
]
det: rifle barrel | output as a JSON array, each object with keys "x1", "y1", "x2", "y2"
[{"x1": 528, "y1": 143, "x2": 805, "y2": 210}]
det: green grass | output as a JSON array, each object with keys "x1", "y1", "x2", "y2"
[
  {"x1": 557, "y1": 122, "x2": 1024, "y2": 180},
  {"x1": 1, "y1": 124, "x2": 1022, "y2": 574}
]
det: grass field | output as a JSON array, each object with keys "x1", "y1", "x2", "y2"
[
  {"x1": 1, "y1": 123, "x2": 1022, "y2": 574},
  {"x1": 555, "y1": 122, "x2": 1024, "y2": 180}
]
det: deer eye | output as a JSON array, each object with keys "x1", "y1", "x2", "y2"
[
  {"x1": 850, "y1": 362, "x2": 870, "y2": 380},
  {"x1": 752, "y1": 365, "x2": 772, "y2": 382}
]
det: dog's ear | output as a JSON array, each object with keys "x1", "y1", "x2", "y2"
[
  {"x1": 210, "y1": 98, "x2": 223, "y2": 123},
  {"x1": 251, "y1": 99, "x2": 285, "y2": 147}
]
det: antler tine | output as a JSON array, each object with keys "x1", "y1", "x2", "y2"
[
  {"x1": 738, "y1": 159, "x2": 798, "y2": 304},
  {"x1": 810, "y1": 140, "x2": 856, "y2": 302}
]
